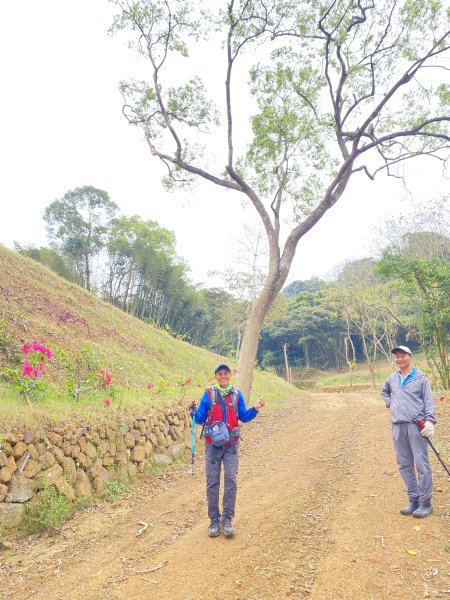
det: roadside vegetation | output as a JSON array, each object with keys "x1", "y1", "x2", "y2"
[
  {"x1": 0, "y1": 245, "x2": 296, "y2": 430},
  {"x1": 11, "y1": 190, "x2": 449, "y2": 396},
  {"x1": 0, "y1": 244, "x2": 448, "y2": 541}
]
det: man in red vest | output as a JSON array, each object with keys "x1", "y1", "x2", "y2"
[{"x1": 189, "y1": 363, "x2": 265, "y2": 538}]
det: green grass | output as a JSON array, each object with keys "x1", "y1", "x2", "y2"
[
  {"x1": 293, "y1": 354, "x2": 432, "y2": 390},
  {"x1": 317, "y1": 369, "x2": 387, "y2": 388},
  {"x1": 20, "y1": 479, "x2": 135, "y2": 537},
  {"x1": 102, "y1": 479, "x2": 135, "y2": 502},
  {"x1": 0, "y1": 245, "x2": 301, "y2": 429},
  {"x1": 21, "y1": 486, "x2": 80, "y2": 535},
  {"x1": 0, "y1": 363, "x2": 297, "y2": 430}
]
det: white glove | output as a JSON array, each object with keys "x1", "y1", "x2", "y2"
[{"x1": 420, "y1": 421, "x2": 435, "y2": 438}]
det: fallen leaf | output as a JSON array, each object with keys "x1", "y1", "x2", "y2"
[{"x1": 406, "y1": 549, "x2": 417, "y2": 556}]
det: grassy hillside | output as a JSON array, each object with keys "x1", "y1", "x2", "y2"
[{"x1": 0, "y1": 245, "x2": 298, "y2": 428}]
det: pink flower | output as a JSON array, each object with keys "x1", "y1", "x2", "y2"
[
  {"x1": 147, "y1": 383, "x2": 154, "y2": 389},
  {"x1": 98, "y1": 371, "x2": 112, "y2": 387},
  {"x1": 185, "y1": 376, "x2": 192, "y2": 385},
  {"x1": 21, "y1": 344, "x2": 32, "y2": 354},
  {"x1": 197, "y1": 383, "x2": 202, "y2": 388},
  {"x1": 21, "y1": 361, "x2": 33, "y2": 378},
  {"x1": 21, "y1": 361, "x2": 42, "y2": 379},
  {"x1": 31, "y1": 340, "x2": 52, "y2": 359},
  {"x1": 439, "y1": 395, "x2": 445, "y2": 401},
  {"x1": 104, "y1": 399, "x2": 111, "y2": 407},
  {"x1": 233, "y1": 369, "x2": 238, "y2": 375}
]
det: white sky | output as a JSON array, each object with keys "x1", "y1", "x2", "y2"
[{"x1": 0, "y1": 1, "x2": 448, "y2": 289}]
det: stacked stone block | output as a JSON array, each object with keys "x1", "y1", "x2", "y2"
[{"x1": 0, "y1": 405, "x2": 189, "y2": 529}]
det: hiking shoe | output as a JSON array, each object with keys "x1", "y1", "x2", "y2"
[
  {"x1": 221, "y1": 518, "x2": 235, "y2": 538},
  {"x1": 400, "y1": 501, "x2": 420, "y2": 516},
  {"x1": 208, "y1": 521, "x2": 220, "y2": 537},
  {"x1": 413, "y1": 502, "x2": 433, "y2": 519}
]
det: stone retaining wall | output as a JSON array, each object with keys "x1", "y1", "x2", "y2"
[{"x1": 0, "y1": 404, "x2": 190, "y2": 529}]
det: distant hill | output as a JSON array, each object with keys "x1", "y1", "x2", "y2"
[{"x1": 0, "y1": 245, "x2": 296, "y2": 421}]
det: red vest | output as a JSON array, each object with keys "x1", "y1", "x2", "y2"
[{"x1": 205, "y1": 387, "x2": 239, "y2": 444}]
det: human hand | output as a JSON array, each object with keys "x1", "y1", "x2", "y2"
[
  {"x1": 188, "y1": 400, "x2": 197, "y2": 411},
  {"x1": 420, "y1": 420, "x2": 435, "y2": 437},
  {"x1": 255, "y1": 398, "x2": 265, "y2": 411}
]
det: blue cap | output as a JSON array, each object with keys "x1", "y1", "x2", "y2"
[{"x1": 214, "y1": 363, "x2": 231, "y2": 374}]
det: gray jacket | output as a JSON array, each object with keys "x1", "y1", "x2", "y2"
[{"x1": 381, "y1": 368, "x2": 436, "y2": 425}]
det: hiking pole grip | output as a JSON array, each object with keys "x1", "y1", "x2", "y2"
[{"x1": 417, "y1": 419, "x2": 436, "y2": 448}]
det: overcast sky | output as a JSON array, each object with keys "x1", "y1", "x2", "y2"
[{"x1": 1, "y1": 1, "x2": 448, "y2": 289}]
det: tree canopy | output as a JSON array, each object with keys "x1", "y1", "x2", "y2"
[
  {"x1": 110, "y1": 0, "x2": 450, "y2": 397},
  {"x1": 43, "y1": 186, "x2": 118, "y2": 291}
]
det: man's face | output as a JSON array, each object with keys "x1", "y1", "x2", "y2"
[
  {"x1": 215, "y1": 369, "x2": 232, "y2": 387},
  {"x1": 394, "y1": 351, "x2": 412, "y2": 369}
]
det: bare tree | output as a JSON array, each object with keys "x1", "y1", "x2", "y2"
[
  {"x1": 232, "y1": 223, "x2": 269, "y2": 303},
  {"x1": 110, "y1": 0, "x2": 450, "y2": 398}
]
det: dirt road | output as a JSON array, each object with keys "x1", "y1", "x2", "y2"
[{"x1": 1, "y1": 392, "x2": 449, "y2": 599}]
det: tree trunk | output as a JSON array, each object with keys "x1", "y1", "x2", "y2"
[
  {"x1": 236, "y1": 329, "x2": 241, "y2": 364},
  {"x1": 304, "y1": 341, "x2": 310, "y2": 370},
  {"x1": 122, "y1": 268, "x2": 133, "y2": 311},
  {"x1": 85, "y1": 253, "x2": 91, "y2": 292},
  {"x1": 237, "y1": 274, "x2": 286, "y2": 399},
  {"x1": 283, "y1": 342, "x2": 290, "y2": 383}
]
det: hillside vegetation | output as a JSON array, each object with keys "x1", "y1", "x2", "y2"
[{"x1": 0, "y1": 245, "x2": 297, "y2": 428}]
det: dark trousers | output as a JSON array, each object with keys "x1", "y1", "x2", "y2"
[{"x1": 205, "y1": 442, "x2": 239, "y2": 522}]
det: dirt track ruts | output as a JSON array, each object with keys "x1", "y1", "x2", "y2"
[{"x1": 1, "y1": 392, "x2": 449, "y2": 600}]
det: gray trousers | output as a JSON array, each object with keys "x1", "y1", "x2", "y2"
[
  {"x1": 205, "y1": 442, "x2": 239, "y2": 522},
  {"x1": 392, "y1": 422, "x2": 432, "y2": 503}
]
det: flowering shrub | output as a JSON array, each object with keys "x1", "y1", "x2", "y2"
[
  {"x1": 146, "y1": 375, "x2": 207, "y2": 403},
  {"x1": 98, "y1": 371, "x2": 112, "y2": 388},
  {"x1": 54, "y1": 345, "x2": 107, "y2": 401},
  {"x1": 55, "y1": 347, "x2": 115, "y2": 402},
  {"x1": 0, "y1": 332, "x2": 226, "y2": 410},
  {"x1": 2, "y1": 339, "x2": 52, "y2": 404}
]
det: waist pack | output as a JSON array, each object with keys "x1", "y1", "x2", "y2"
[{"x1": 206, "y1": 421, "x2": 230, "y2": 447}]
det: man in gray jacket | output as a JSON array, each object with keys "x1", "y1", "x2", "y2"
[{"x1": 381, "y1": 346, "x2": 436, "y2": 518}]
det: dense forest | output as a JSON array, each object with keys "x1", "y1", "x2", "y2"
[{"x1": 15, "y1": 187, "x2": 450, "y2": 390}]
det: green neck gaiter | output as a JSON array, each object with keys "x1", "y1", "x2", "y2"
[{"x1": 216, "y1": 383, "x2": 233, "y2": 397}]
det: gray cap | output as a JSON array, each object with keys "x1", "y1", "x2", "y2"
[
  {"x1": 214, "y1": 363, "x2": 231, "y2": 374},
  {"x1": 391, "y1": 346, "x2": 412, "y2": 355}
]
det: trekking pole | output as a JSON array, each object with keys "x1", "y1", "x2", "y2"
[
  {"x1": 191, "y1": 411, "x2": 196, "y2": 477},
  {"x1": 416, "y1": 419, "x2": 450, "y2": 477}
]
